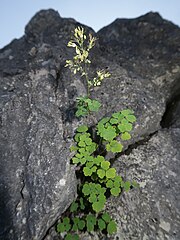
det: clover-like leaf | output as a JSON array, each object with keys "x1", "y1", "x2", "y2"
[
  {"x1": 83, "y1": 167, "x2": 92, "y2": 176},
  {"x1": 121, "y1": 132, "x2": 131, "y2": 140},
  {"x1": 76, "y1": 106, "x2": 88, "y2": 117},
  {"x1": 72, "y1": 157, "x2": 80, "y2": 164},
  {"x1": 89, "y1": 193, "x2": 97, "y2": 203},
  {"x1": 57, "y1": 217, "x2": 71, "y2": 233},
  {"x1": 78, "y1": 219, "x2": 85, "y2": 230},
  {"x1": 107, "y1": 220, "x2": 117, "y2": 235},
  {"x1": 82, "y1": 183, "x2": 90, "y2": 195},
  {"x1": 77, "y1": 125, "x2": 88, "y2": 133},
  {"x1": 98, "y1": 219, "x2": 106, "y2": 231},
  {"x1": 88, "y1": 99, "x2": 101, "y2": 112},
  {"x1": 86, "y1": 214, "x2": 96, "y2": 232},
  {"x1": 100, "y1": 126, "x2": 116, "y2": 141},
  {"x1": 126, "y1": 114, "x2": 136, "y2": 123},
  {"x1": 70, "y1": 201, "x2": 78, "y2": 212},
  {"x1": 121, "y1": 109, "x2": 133, "y2": 116},
  {"x1": 106, "y1": 168, "x2": 116, "y2": 179},
  {"x1": 92, "y1": 201, "x2": 104, "y2": 212},
  {"x1": 106, "y1": 140, "x2": 123, "y2": 153},
  {"x1": 110, "y1": 187, "x2": 121, "y2": 196},
  {"x1": 110, "y1": 118, "x2": 118, "y2": 124},
  {"x1": 94, "y1": 155, "x2": 104, "y2": 165},
  {"x1": 97, "y1": 169, "x2": 105, "y2": 179},
  {"x1": 101, "y1": 161, "x2": 110, "y2": 170},
  {"x1": 106, "y1": 179, "x2": 114, "y2": 188},
  {"x1": 102, "y1": 212, "x2": 111, "y2": 223},
  {"x1": 98, "y1": 193, "x2": 106, "y2": 203}
]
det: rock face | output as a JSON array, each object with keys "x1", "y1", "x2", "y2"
[
  {"x1": 0, "y1": 9, "x2": 179, "y2": 240},
  {"x1": 108, "y1": 128, "x2": 180, "y2": 240}
]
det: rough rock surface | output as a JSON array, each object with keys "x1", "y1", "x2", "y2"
[
  {"x1": 107, "y1": 128, "x2": 180, "y2": 240},
  {"x1": 0, "y1": 9, "x2": 179, "y2": 240}
]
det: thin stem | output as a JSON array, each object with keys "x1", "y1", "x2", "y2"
[{"x1": 84, "y1": 62, "x2": 90, "y2": 98}]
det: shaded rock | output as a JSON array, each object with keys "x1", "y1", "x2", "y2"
[
  {"x1": 0, "y1": 9, "x2": 180, "y2": 240},
  {"x1": 97, "y1": 12, "x2": 180, "y2": 99},
  {"x1": 105, "y1": 128, "x2": 180, "y2": 240}
]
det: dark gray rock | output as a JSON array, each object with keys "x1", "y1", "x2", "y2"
[
  {"x1": 107, "y1": 128, "x2": 180, "y2": 240},
  {"x1": 0, "y1": 9, "x2": 179, "y2": 240}
]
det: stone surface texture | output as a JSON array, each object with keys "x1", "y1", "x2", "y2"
[{"x1": 0, "y1": 9, "x2": 179, "y2": 240}]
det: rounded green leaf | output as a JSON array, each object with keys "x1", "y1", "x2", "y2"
[
  {"x1": 114, "y1": 175, "x2": 122, "y2": 183},
  {"x1": 101, "y1": 161, "x2": 110, "y2": 170},
  {"x1": 121, "y1": 132, "x2": 131, "y2": 140},
  {"x1": 89, "y1": 193, "x2": 97, "y2": 203},
  {"x1": 100, "y1": 126, "x2": 116, "y2": 141},
  {"x1": 126, "y1": 114, "x2": 136, "y2": 123},
  {"x1": 98, "y1": 219, "x2": 106, "y2": 231},
  {"x1": 106, "y1": 140, "x2": 123, "y2": 153},
  {"x1": 110, "y1": 187, "x2": 121, "y2": 196},
  {"x1": 107, "y1": 220, "x2": 117, "y2": 235},
  {"x1": 94, "y1": 155, "x2": 104, "y2": 165},
  {"x1": 118, "y1": 124, "x2": 126, "y2": 133},
  {"x1": 70, "y1": 202, "x2": 78, "y2": 212},
  {"x1": 86, "y1": 162, "x2": 94, "y2": 168},
  {"x1": 77, "y1": 125, "x2": 88, "y2": 132},
  {"x1": 97, "y1": 169, "x2": 105, "y2": 179},
  {"x1": 86, "y1": 214, "x2": 96, "y2": 224},
  {"x1": 78, "y1": 219, "x2": 85, "y2": 230},
  {"x1": 106, "y1": 179, "x2": 114, "y2": 188},
  {"x1": 85, "y1": 137, "x2": 92, "y2": 145},
  {"x1": 83, "y1": 167, "x2": 92, "y2": 176},
  {"x1": 92, "y1": 201, "x2": 104, "y2": 212},
  {"x1": 102, "y1": 212, "x2": 111, "y2": 223},
  {"x1": 57, "y1": 222, "x2": 65, "y2": 233},
  {"x1": 74, "y1": 133, "x2": 81, "y2": 142},
  {"x1": 106, "y1": 168, "x2": 116, "y2": 179},
  {"x1": 91, "y1": 166, "x2": 97, "y2": 172},
  {"x1": 82, "y1": 183, "x2": 90, "y2": 195},
  {"x1": 78, "y1": 141, "x2": 86, "y2": 147},
  {"x1": 110, "y1": 118, "x2": 118, "y2": 124},
  {"x1": 121, "y1": 109, "x2": 133, "y2": 116},
  {"x1": 98, "y1": 193, "x2": 106, "y2": 203},
  {"x1": 88, "y1": 99, "x2": 101, "y2": 112},
  {"x1": 87, "y1": 221, "x2": 94, "y2": 232},
  {"x1": 79, "y1": 157, "x2": 86, "y2": 164},
  {"x1": 72, "y1": 157, "x2": 79, "y2": 164},
  {"x1": 124, "y1": 122, "x2": 133, "y2": 132}
]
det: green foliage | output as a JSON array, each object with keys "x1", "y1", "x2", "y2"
[
  {"x1": 57, "y1": 217, "x2": 71, "y2": 233},
  {"x1": 76, "y1": 97, "x2": 101, "y2": 117},
  {"x1": 82, "y1": 182, "x2": 106, "y2": 212},
  {"x1": 57, "y1": 26, "x2": 138, "y2": 239}
]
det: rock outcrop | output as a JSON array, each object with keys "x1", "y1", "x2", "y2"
[{"x1": 0, "y1": 9, "x2": 179, "y2": 240}]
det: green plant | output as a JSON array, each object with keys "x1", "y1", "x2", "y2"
[{"x1": 57, "y1": 26, "x2": 138, "y2": 239}]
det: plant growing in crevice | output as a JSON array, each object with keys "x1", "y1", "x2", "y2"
[{"x1": 57, "y1": 26, "x2": 138, "y2": 239}]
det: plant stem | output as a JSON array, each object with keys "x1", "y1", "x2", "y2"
[{"x1": 84, "y1": 62, "x2": 90, "y2": 98}]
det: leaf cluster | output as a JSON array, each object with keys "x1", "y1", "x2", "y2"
[
  {"x1": 75, "y1": 97, "x2": 101, "y2": 117},
  {"x1": 97, "y1": 109, "x2": 136, "y2": 153},
  {"x1": 57, "y1": 212, "x2": 117, "y2": 238}
]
